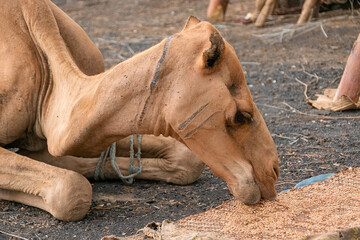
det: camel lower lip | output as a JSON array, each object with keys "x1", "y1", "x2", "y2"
[{"x1": 255, "y1": 178, "x2": 277, "y2": 201}]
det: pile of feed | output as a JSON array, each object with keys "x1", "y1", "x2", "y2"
[
  {"x1": 106, "y1": 168, "x2": 359, "y2": 239},
  {"x1": 175, "y1": 167, "x2": 360, "y2": 239}
]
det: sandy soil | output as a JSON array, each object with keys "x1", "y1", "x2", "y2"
[{"x1": 0, "y1": 0, "x2": 359, "y2": 239}]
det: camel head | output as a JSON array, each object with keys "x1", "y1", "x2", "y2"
[{"x1": 162, "y1": 17, "x2": 279, "y2": 204}]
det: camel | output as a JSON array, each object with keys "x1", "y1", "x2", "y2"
[
  {"x1": 253, "y1": 0, "x2": 322, "y2": 27},
  {"x1": 0, "y1": 0, "x2": 279, "y2": 221},
  {"x1": 207, "y1": 0, "x2": 334, "y2": 27}
]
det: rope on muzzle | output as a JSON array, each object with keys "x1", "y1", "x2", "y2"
[{"x1": 94, "y1": 134, "x2": 142, "y2": 185}]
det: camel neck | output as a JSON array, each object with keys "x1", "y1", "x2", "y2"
[
  {"x1": 43, "y1": 37, "x2": 175, "y2": 157},
  {"x1": 22, "y1": 0, "x2": 176, "y2": 156}
]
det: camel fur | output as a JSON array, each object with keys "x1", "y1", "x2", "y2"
[{"x1": 0, "y1": 0, "x2": 279, "y2": 221}]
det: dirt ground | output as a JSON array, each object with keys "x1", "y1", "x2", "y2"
[{"x1": 0, "y1": 0, "x2": 360, "y2": 239}]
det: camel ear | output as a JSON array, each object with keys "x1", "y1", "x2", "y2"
[
  {"x1": 182, "y1": 16, "x2": 201, "y2": 31},
  {"x1": 203, "y1": 31, "x2": 225, "y2": 69}
]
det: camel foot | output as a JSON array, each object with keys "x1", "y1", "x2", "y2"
[
  {"x1": 207, "y1": 0, "x2": 229, "y2": 22},
  {"x1": 0, "y1": 147, "x2": 92, "y2": 221},
  {"x1": 334, "y1": 34, "x2": 360, "y2": 103},
  {"x1": 255, "y1": 0, "x2": 277, "y2": 27},
  {"x1": 297, "y1": 0, "x2": 321, "y2": 24},
  {"x1": 44, "y1": 171, "x2": 92, "y2": 221}
]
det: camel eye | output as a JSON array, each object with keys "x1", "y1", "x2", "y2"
[
  {"x1": 273, "y1": 167, "x2": 279, "y2": 179},
  {"x1": 234, "y1": 111, "x2": 252, "y2": 125}
]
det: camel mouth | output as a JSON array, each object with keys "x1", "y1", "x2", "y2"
[
  {"x1": 227, "y1": 179, "x2": 261, "y2": 205},
  {"x1": 256, "y1": 177, "x2": 278, "y2": 201}
]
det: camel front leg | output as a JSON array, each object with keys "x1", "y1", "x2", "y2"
[
  {"x1": 21, "y1": 135, "x2": 205, "y2": 185},
  {"x1": 297, "y1": 0, "x2": 321, "y2": 24},
  {"x1": 106, "y1": 135, "x2": 206, "y2": 185},
  {"x1": 23, "y1": 152, "x2": 204, "y2": 185},
  {"x1": 0, "y1": 147, "x2": 92, "y2": 221},
  {"x1": 255, "y1": 0, "x2": 266, "y2": 15},
  {"x1": 207, "y1": 0, "x2": 229, "y2": 22},
  {"x1": 255, "y1": 0, "x2": 277, "y2": 27}
]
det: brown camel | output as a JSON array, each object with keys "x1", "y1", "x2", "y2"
[
  {"x1": 0, "y1": 0, "x2": 279, "y2": 221},
  {"x1": 207, "y1": 0, "x2": 323, "y2": 27},
  {"x1": 253, "y1": 0, "x2": 322, "y2": 27}
]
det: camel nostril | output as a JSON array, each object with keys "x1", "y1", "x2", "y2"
[{"x1": 273, "y1": 167, "x2": 279, "y2": 179}]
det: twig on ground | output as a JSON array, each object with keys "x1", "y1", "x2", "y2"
[
  {"x1": 35, "y1": 233, "x2": 42, "y2": 240},
  {"x1": 302, "y1": 55, "x2": 309, "y2": 65},
  {"x1": 240, "y1": 62, "x2": 261, "y2": 65},
  {"x1": 272, "y1": 133, "x2": 310, "y2": 144},
  {"x1": 144, "y1": 202, "x2": 160, "y2": 210},
  {"x1": 278, "y1": 153, "x2": 321, "y2": 157},
  {"x1": 350, "y1": 0, "x2": 355, "y2": 16},
  {"x1": 258, "y1": 103, "x2": 287, "y2": 111},
  {"x1": 271, "y1": 133, "x2": 295, "y2": 140},
  {"x1": 319, "y1": 23, "x2": 328, "y2": 38},
  {"x1": 302, "y1": 168, "x2": 315, "y2": 172},
  {"x1": 117, "y1": 54, "x2": 127, "y2": 61},
  {"x1": 294, "y1": 77, "x2": 309, "y2": 101},
  {"x1": 124, "y1": 43, "x2": 135, "y2": 56},
  {"x1": 252, "y1": 21, "x2": 328, "y2": 44},
  {"x1": 278, "y1": 146, "x2": 335, "y2": 151},
  {"x1": 330, "y1": 76, "x2": 341, "y2": 85},
  {"x1": 288, "y1": 133, "x2": 313, "y2": 140},
  {"x1": 91, "y1": 204, "x2": 124, "y2": 210},
  {"x1": 289, "y1": 139, "x2": 299, "y2": 145},
  {"x1": 0, "y1": 230, "x2": 29, "y2": 240},
  {"x1": 282, "y1": 102, "x2": 360, "y2": 119},
  {"x1": 301, "y1": 64, "x2": 320, "y2": 82},
  {"x1": 342, "y1": 150, "x2": 360, "y2": 153},
  {"x1": 0, "y1": 219, "x2": 10, "y2": 224}
]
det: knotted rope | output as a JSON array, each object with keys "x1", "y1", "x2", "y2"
[
  {"x1": 94, "y1": 134, "x2": 142, "y2": 185},
  {"x1": 94, "y1": 36, "x2": 174, "y2": 184}
]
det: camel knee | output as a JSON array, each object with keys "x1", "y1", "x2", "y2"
[
  {"x1": 161, "y1": 143, "x2": 205, "y2": 185},
  {"x1": 169, "y1": 159, "x2": 205, "y2": 185},
  {"x1": 44, "y1": 170, "x2": 92, "y2": 221}
]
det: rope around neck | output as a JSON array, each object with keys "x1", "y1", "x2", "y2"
[
  {"x1": 94, "y1": 134, "x2": 142, "y2": 185},
  {"x1": 93, "y1": 38, "x2": 174, "y2": 183}
]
